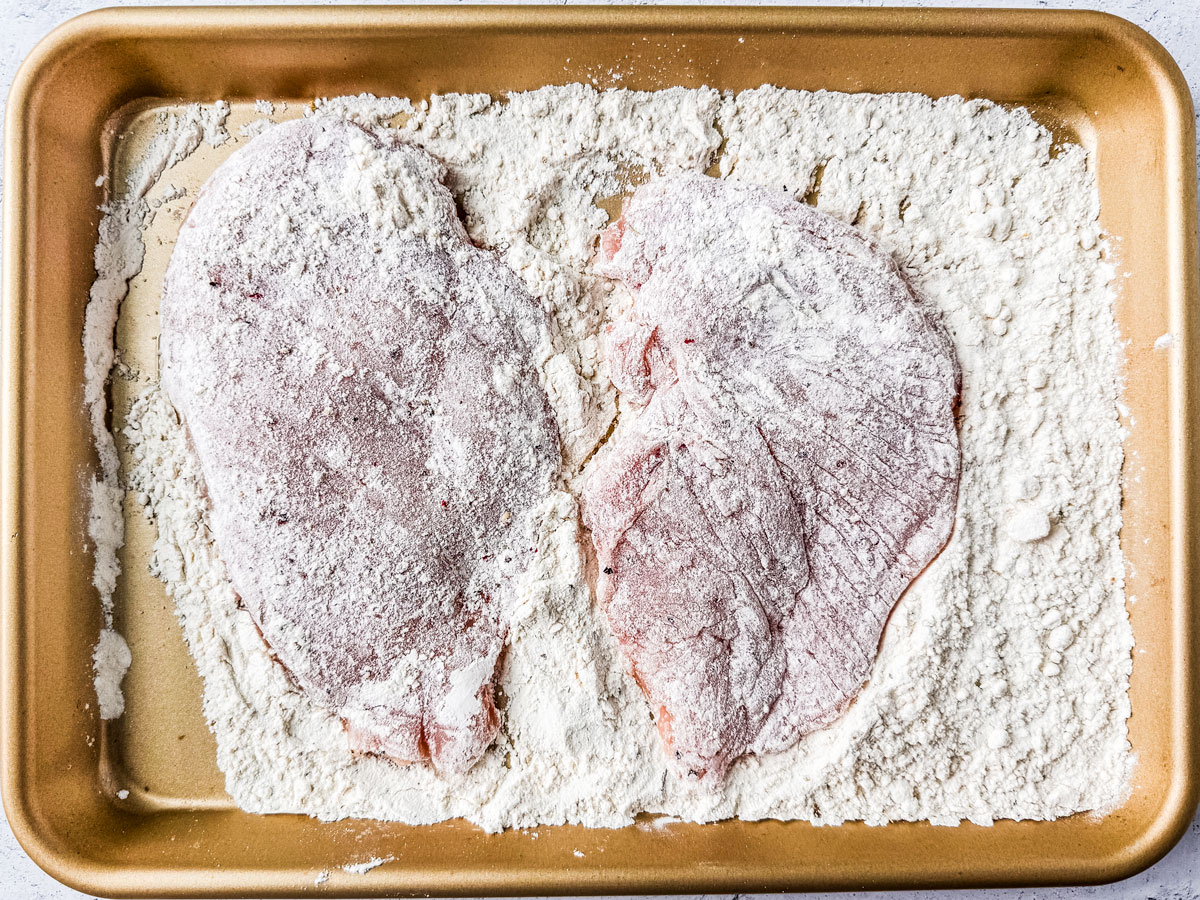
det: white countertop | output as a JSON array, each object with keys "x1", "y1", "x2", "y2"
[{"x1": 2, "y1": 0, "x2": 1198, "y2": 897}]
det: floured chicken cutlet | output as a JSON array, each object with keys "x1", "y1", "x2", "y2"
[
  {"x1": 585, "y1": 173, "x2": 961, "y2": 783},
  {"x1": 160, "y1": 117, "x2": 560, "y2": 775}
]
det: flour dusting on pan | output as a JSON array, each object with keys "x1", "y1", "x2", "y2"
[
  {"x1": 85, "y1": 101, "x2": 230, "y2": 718},
  {"x1": 89, "y1": 86, "x2": 1131, "y2": 829}
]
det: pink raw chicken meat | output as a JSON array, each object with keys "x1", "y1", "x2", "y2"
[
  {"x1": 160, "y1": 118, "x2": 560, "y2": 775},
  {"x1": 584, "y1": 173, "x2": 961, "y2": 783}
]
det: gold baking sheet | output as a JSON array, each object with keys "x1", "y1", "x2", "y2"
[{"x1": 2, "y1": 6, "x2": 1197, "y2": 896}]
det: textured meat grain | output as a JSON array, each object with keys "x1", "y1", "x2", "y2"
[
  {"x1": 584, "y1": 173, "x2": 961, "y2": 782},
  {"x1": 160, "y1": 118, "x2": 560, "y2": 775}
]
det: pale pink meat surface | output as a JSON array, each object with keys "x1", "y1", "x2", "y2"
[
  {"x1": 160, "y1": 118, "x2": 560, "y2": 775},
  {"x1": 584, "y1": 173, "x2": 961, "y2": 782}
]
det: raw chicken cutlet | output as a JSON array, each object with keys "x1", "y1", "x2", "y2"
[
  {"x1": 585, "y1": 173, "x2": 962, "y2": 782},
  {"x1": 159, "y1": 117, "x2": 561, "y2": 775}
]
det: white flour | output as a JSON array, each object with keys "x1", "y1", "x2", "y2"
[
  {"x1": 342, "y1": 857, "x2": 391, "y2": 875},
  {"x1": 92, "y1": 85, "x2": 1130, "y2": 829},
  {"x1": 86, "y1": 101, "x2": 230, "y2": 718}
]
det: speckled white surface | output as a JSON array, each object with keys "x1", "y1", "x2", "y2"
[{"x1": 1, "y1": 0, "x2": 1197, "y2": 897}]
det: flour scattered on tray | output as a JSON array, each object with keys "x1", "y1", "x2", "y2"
[
  {"x1": 85, "y1": 101, "x2": 229, "y2": 718},
  {"x1": 94, "y1": 85, "x2": 1130, "y2": 829},
  {"x1": 342, "y1": 857, "x2": 390, "y2": 875}
]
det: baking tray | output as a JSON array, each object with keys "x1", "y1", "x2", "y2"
[{"x1": 2, "y1": 5, "x2": 1197, "y2": 897}]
